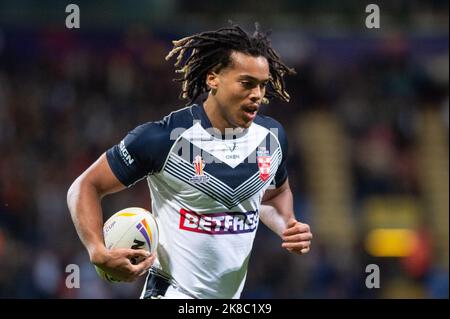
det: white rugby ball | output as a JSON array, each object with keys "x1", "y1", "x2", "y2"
[{"x1": 95, "y1": 207, "x2": 159, "y2": 282}]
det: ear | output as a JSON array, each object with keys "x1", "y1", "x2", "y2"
[{"x1": 206, "y1": 71, "x2": 219, "y2": 91}]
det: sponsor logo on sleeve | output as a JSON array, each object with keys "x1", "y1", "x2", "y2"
[{"x1": 119, "y1": 140, "x2": 135, "y2": 166}]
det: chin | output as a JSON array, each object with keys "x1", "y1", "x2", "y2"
[
  {"x1": 229, "y1": 117, "x2": 253, "y2": 130},
  {"x1": 240, "y1": 121, "x2": 253, "y2": 129}
]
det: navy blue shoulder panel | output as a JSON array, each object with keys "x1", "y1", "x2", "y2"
[
  {"x1": 254, "y1": 114, "x2": 289, "y2": 187},
  {"x1": 106, "y1": 106, "x2": 195, "y2": 187}
]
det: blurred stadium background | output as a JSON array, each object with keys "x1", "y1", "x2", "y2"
[{"x1": 0, "y1": 0, "x2": 448, "y2": 298}]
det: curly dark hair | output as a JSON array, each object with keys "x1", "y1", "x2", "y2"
[{"x1": 165, "y1": 23, "x2": 296, "y2": 105}]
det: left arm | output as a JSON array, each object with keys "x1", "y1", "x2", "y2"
[{"x1": 260, "y1": 178, "x2": 312, "y2": 255}]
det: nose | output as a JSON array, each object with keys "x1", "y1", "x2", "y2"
[{"x1": 249, "y1": 86, "x2": 263, "y2": 103}]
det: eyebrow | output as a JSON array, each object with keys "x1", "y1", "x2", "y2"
[{"x1": 238, "y1": 75, "x2": 270, "y2": 83}]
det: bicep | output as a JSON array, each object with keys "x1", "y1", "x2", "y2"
[
  {"x1": 262, "y1": 178, "x2": 290, "y2": 204},
  {"x1": 79, "y1": 153, "x2": 126, "y2": 198}
]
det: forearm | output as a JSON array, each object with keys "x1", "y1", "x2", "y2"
[
  {"x1": 259, "y1": 205, "x2": 286, "y2": 237},
  {"x1": 260, "y1": 186, "x2": 295, "y2": 237},
  {"x1": 66, "y1": 154, "x2": 155, "y2": 281},
  {"x1": 67, "y1": 177, "x2": 106, "y2": 263}
]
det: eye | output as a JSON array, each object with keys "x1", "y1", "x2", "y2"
[{"x1": 240, "y1": 81, "x2": 253, "y2": 89}]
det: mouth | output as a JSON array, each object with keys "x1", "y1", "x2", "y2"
[{"x1": 242, "y1": 104, "x2": 259, "y2": 121}]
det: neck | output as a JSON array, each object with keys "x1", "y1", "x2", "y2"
[{"x1": 203, "y1": 95, "x2": 232, "y2": 134}]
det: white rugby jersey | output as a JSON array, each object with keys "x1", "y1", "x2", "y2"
[{"x1": 106, "y1": 104, "x2": 288, "y2": 298}]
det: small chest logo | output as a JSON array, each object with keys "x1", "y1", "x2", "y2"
[
  {"x1": 256, "y1": 147, "x2": 271, "y2": 182},
  {"x1": 190, "y1": 155, "x2": 210, "y2": 184}
]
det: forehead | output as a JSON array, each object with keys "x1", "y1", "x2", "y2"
[{"x1": 224, "y1": 51, "x2": 270, "y2": 80}]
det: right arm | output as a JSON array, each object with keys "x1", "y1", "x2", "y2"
[{"x1": 67, "y1": 153, "x2": 155, "y2": 282}]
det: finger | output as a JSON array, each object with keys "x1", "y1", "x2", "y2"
[
  {"x1": 137, "y1": 268, "x2": 149, "y2": 277},
  {"x1": 126, "y1": 249, "x2": 151, "y2": 259},
  {"x1": 133, "y1": 253, "x2": 156, "y2": 275},
  {"x1": 285, "y1": 246, "x2": 310, "y2": 255},
  {"x1": 300, "y1": 247, "x2": 310, "y2": 254},
  {"x1": 282, "y1": 233, "x2": 313, "y2": 243},
  {"x1": 285, "y1": 247, "x2": 303, "y2": 255},
  {"x1": 282, "y1": 223, "x2": 310, "y2": 236},
  {"x1": 287, "y1": 219, "x2": 297, "y2": 228},
  {"x1": 281, "y1": 241, "x2": 310, "y2": 250}
]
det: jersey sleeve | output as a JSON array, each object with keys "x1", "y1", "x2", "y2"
[
  {"x1": 106, "y1": 122, "x2": 172, "y2": 187},
  {"x1": 273, "y1": 121, "x2": 288, "y2": 188}
]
